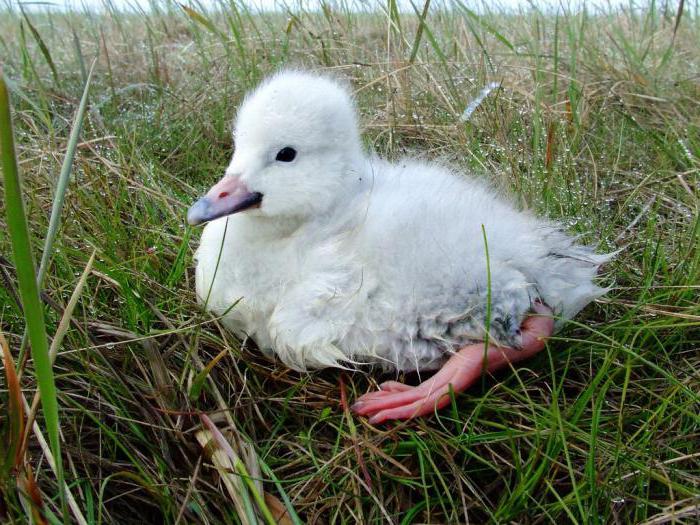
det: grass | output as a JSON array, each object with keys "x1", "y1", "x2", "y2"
[
  {"x1": 0, "y1": 69, "x2": 66, "y2": 522},
  {"x1": 0, "y1": 0, "x2": 698, "y2": 523}
]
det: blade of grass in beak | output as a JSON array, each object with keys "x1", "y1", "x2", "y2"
[{"x1": 0, "y1": 70, "x2": 67, "y2": 521}]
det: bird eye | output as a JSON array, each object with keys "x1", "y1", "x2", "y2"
[{"x1": 275, "y1": 147, "x2": 297, "y2": 162}]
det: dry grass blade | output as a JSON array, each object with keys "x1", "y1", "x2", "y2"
[
  {"x1": 1, "y1": 333, "x2": 24, "y2": 471},
  {"x1": 200, "y1": 414, "x2": 277, "y2": 525},
  {"x1": 263, "y1": 492, "x2": 293, "y2": 525},
  {"x1": 195, "y1": 427, "x2": 256, "y2": 525},
  {"x1": 19, "y1": 398, "x2": 87, "y2": 525},
  {"x1": 18, "y1": 465, "x2": 47, "y2": 525},
  {"x1": 21, "y1": 250, "x2": 96, "y2": 453},
  {"x1": 180, "y1": 3, "x2": 226, "y2": 39},
  {"x1": 640, "y1": 498, "x2": 700, "y2": 525}
]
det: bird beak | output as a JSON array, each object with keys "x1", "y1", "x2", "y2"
[{"x1": 187, "y1": 175, "x2": 263, "y2": 225}]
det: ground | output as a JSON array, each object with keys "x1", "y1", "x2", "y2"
[{"x1": 0, "y1": 2, "x2": 698, "y2": 524}]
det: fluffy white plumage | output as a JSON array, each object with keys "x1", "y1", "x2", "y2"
[{"x1": 193, "y1": 70, "x2": 611, "y2": 373}]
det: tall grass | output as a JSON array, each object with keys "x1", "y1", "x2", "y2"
[
  {"x1": 0, "y1": 1, "x2": 698, "y2": 523},
  {"x1": 0, "y1": 72, "x2": 66, "y2": 521}
]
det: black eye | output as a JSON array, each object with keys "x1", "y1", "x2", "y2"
[{"x1": 275, "y1": 147, "x2": 297, "y2": 162}]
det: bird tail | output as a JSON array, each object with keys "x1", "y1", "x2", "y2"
[{"x1": 532, "y1": 230, "x2": 617, "y2": 326}]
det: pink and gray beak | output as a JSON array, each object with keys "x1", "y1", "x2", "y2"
[{"x1": 187, "y1": 176, "x2": 263, "y2": 225}]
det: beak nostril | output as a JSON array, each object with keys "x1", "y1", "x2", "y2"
[{"x1": 219, "y1": 191, "x2": 230, "y2": 199}]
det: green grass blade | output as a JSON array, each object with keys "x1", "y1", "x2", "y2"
[
  {"x1": 259, "y1": 460, "x2": 303, "y2": 525},
  {"x1": 20, "y1": 9, "x2": 61, "y2": 86},
  {"x1": 481, "y1": 224, "x2": 492, "y2": 388},
  {"x1": 408, "y1": 0, "x2": 431, "y2": 64},
  {"x1": 457, "y1": 2, "x2": 515, "y2": 52},
  {"x1": 2, "y1": 75, "x2": 51, "y2": 130},
  {"x1": 71, "y1": 27, "x2": 88, "y2": 85},
  {"x1": 36, "y1": 60, "x2": 95, "y2": 287},
  {"x1": 0, "y1": 71, "x2": 66, "y2": 521},
  {"x1": 672, "y1": 0, "x2": 686, "y2": 43}
]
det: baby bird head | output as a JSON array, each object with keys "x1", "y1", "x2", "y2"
[{"x1": 188, "y1": 70, "x2": 363, "y2": 225}]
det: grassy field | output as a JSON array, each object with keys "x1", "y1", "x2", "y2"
[{"x1": 0, "y1": 0, "x2": 699, "y2": 523}]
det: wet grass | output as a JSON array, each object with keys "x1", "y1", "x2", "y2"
[{"x1": 0, "y1": 1, "x2": 698, "y2": 523}]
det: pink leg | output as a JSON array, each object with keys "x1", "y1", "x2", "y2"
[{"x1": 351, "y1": 303, "x2": 554, "y2": 424}]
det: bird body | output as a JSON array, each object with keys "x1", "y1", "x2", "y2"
[{"x1": 191, "y1": 70, "x2": 610, "y2": 375}]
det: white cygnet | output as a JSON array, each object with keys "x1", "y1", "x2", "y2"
[{"x1": 188, "y1": 70, "x2": 611, "y2": 422}]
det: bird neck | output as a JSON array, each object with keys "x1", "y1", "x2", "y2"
[{"x1": 240, "y1": 214, "x2": 305, "y2": 241}]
